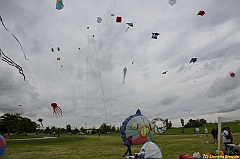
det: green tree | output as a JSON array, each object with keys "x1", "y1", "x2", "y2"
[
  {"x1": 0, "y1": 113, "x2": 37, "y2": 134},
  {"x1": 66, "y1": 124, "x2": 71, "y2": 133},
  {"x1": 180, "y1": 118, "x2": 184, "y2": 133},
  {"x1": 44, "y1": 127, "x2": 50, "y2": 134}
]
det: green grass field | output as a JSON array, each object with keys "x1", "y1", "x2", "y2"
[{"x1": 1, "y1": 122, "x2": 240, "y2": 159}]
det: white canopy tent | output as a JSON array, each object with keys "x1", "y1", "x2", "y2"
[{"x1": 217, "y1": 114, "x2": 240, "y2": 155}]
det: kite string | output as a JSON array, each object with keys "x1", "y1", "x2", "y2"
[
  {"x1": 0, "y1": 16, "x2": 29, "y2": 60},
  {"x1": 93, "y1": 37, "x2": 108, "y2": 123},
  {"x1": 81, "y1": 49, "x2": 116, "y2": 123},
  {"x1": 0, "y1": 49, "x2": 25, "y2": 80}
]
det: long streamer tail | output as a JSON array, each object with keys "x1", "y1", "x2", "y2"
[{"x1": 0, "y1": 16, "x2": 29, "y2": 60}]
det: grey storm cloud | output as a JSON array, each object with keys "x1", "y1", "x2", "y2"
[{"x1": 1, "y1": 0, "x2": 240, "y2": 128}]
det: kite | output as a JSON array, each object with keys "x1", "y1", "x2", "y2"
[
  {"x1": 116, "y1": 16, "x2": 122, "y2": 23},
  {"x1": 57, "y1": 57, "x2": 60, "y2": 60},
  {"x1": 0, "y1": 16, "x2": 28, "y2": 60},
  {"x1": 229, "y1": 72, "x2": 236, "y2": 78},
  {"x1": 37, "y1": 118, "x2": 44, "y2": 128},
  {"x1": 197, "y1": 10, "x2": 205, "y2": 16},
  {"x1": 123, "y1": 67, "x2": 127, "y2": 84},
  {"x1": 19, "y1": 104, "x2": 22, "y2": 107},
  {"x1": 132, "y1": 61, "x2": 134, "y2": 64},
  {"x1": 56, "y1": 0, "x2": 64, "y2": 10},
  {"x1": 51, "y1": 47, "x2": 60, "y2": 52},
  {"x1": 97, "y1": 17, "x2": 102, "y2": 23},
  {"x1": 152, "y1": 33, "x2": 160, "y2": 39},
  {"x1": 125, "y1": 23, "x2": 133, "y2": 32},
  {"x1": 169, "y1": 0, "x2": 176, "y2": 6},
  {"x1": 51, "y1": 103, "x2": 62, "y2": 117},
  {"x1": 120, "y1": 109, "x2": 154, "y2": 145},
  {"x1": 189, "y1": 58, "x2": 197, "y2": 64},
  {"x1": 151, "y1": 117, "x2": 167, "y2": 134},
  {"x1": 184, "y1": 58, "x2": 197, "y2": 73},
  {"x1": 162, "y1": 71, "x2": 168, "y2": 74},
  {"x1": 0, "y1": 49, "x2": 25, "y2": 80},
  {"x1": 111, "y1": 14, "x2": 114, "y2": 16}
]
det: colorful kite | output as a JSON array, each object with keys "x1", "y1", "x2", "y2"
[
  {"x1": 125, "y1": 23, "x2": 133, "y2": 32},
  {"x1": 120, "y1": 109, "x2": 154, "y2": 145},
  {"x1": 37, "y1": 118, "x2": 44, "y2": 128},
  {"x1": 116, "y1": 16, "x2": 122, "y2": 23},
  {"x1": 152, "y1": 33, "x2": 160, "y2": 39},
  {"x1": 123, "y1": 67, "x2": 127, "y2": 84},
  {"x1": 51, "y1": 103, "x2": 62, "y2": 117},
  {"x1": 151, "y1": 117, "x2": 167, "y2": 134},
  {"x1": 229, "y1": 72, "x2": 236, "y2": 78},
  {"x1": 56, "y1": 0, "x2": 64, "y2": 10},
  {"x1": 169, "y1": 0, "x2": 176, "y2": 6},
  {"x1": 97, "y1": 17, "x2": 102, "y2": 23},
  {"x1": 0, "y1": 49, "x2": 25, "y2": 80},
  {"x1": 0, "y1": 16, "x2": 28, "y2": 60},
  {"x1": 197, "y1": 10, "x2": 205, "y2": 16}
]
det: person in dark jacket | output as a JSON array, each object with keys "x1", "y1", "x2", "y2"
[
  {"x1": 211, "y1": 127, "x2": 218, "y2": 144},
  {"x1": 123, "y1": 136, "x2": 133, "y2": 157}
]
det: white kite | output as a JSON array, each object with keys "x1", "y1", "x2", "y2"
[
  {"x1": 123, "y1": 67, "x2": 127, "y2": 84},
  {"x1": 169, "y1": 0, "x2": 176, "y2": 6}
]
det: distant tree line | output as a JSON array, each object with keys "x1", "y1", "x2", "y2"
[
  {"x1": 0, "y1": 113, "x2": 173, "y2": 135},
  {"x1": 0, "y1": 113, "x2": 120, "y2": 135},
  {"x1": 184, "y1": 118, "x2": 207, "y2": 128}
]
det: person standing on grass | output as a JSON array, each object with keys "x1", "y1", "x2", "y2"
[
  {"x1": 205, "y1": 127, "x2": 208, "y2": 137},
  {"x1": 195, "y1": 127, "x2": 200, "y2": 137},
  {"x1": 123, "y1": 136, "x2": 133, "y2": 157},
  {"x1": 211, "y1": 127, "x2": 218, "y2": 144}
]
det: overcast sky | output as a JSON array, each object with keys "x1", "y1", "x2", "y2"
[{"x1": 0, "y1": 0, "x2": 240, "y2": 129}]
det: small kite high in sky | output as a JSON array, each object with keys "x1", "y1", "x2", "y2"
[
  {"x1": 51, "y1": 103, "x2": 62, "y2": 117},
  {"x1": 56, "y1": 0, "x2": 64, "y2": 10},
  {"x1": 162, "y1": 71, "x2": 168, "y2": 74},
  {"x1": 37, "y1": 118, "x2": 44, "y2": 128},
  {"x1": 229, "y1": 71, "x2": 236, "y2": 78},
  {"x1": 125, "y1": 22, "x2": 133, "y2": 32},
  {"x1": 116, "y1": 16, "x2": 122, "y2": 23},
  {"x1": 152, "y1": 33, "x2": 160, "y2": 39},
  {"x1": 0, "y1": 49, "x2": 25, "y2": 80},
  {"x1": 97, "y1": 17, "x2": 102, "y2": 23},
  {"x1": 123, "y1": 67, "x2": 127, "y2": 84},
  {"x1": 184, "y1": 58, "x2": 197, "y2": 73},
  {"x1": 169, "y1": 0, "x2": 176, "y2": 6},
  {"x1": 197, "y1": 10, "x2": 205, "y2": 16},
  {"x1": 0, "y1": 16, "x2": 28, "y2": 60},
  {"x1": 189, "y1": 58, "x2": 197, "y2": 64}
]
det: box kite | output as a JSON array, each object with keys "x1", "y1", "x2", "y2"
[
  {"x1": 116, "y1": 16, "x2": 122, "y2": 23},
  {"x1": 56, "y1": 0, "x2": 64, "y2": 10}
]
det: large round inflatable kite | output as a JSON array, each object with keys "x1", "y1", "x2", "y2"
[
  {"x1": 120, "y1": 109, "x2": 154, "y2": 145},
  {"x1": 0, "y1": 135, "x2": 6, "y2": 156},
  {"x1": 151, "y1": 117, "x2": 167, "y2": 134}
]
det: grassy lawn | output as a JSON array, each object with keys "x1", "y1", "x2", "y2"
[{"x1": 1, "y1": 123, "x2": 240, "y2": 159}]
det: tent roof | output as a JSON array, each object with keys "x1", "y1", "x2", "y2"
[{"x1": 218, "y1": 116, "x2": 240, "y2": 122}]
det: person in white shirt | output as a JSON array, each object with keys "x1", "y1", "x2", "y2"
[{"x1": 221, "y1": 127, "x2": 233, "y2": 151}]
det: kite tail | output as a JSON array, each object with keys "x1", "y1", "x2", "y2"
[
  {"x1": 0, "y1": 16, "x2": 29, "y2": 60},
  {"x1": 0, "y1": 49, "x2": 26, "y2": 80}
]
